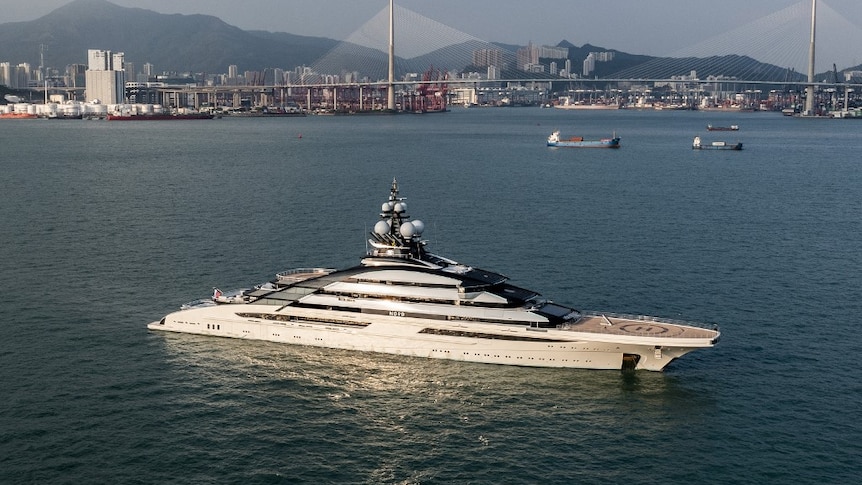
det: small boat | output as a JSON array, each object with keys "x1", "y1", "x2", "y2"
[
  {"x1": 692, "y1": 136, "x2": 743, "y2": 150},
  {"x1": 707, "y1": 124, "x2": 739, "y2": 131},
  {"x1": 547, "y1": 131, "x2": 620, "y2": 148}
]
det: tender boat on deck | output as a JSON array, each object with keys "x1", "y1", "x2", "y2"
[{"x1": 149, "y1": 179, "x2": 719, "y2": 371}]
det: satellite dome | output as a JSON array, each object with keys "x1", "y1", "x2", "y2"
[
  {"x1": 374, "y1": 220, "x2": 390, "y2": 235},
  {"x1": 381, "y1": 202, "x2": 391, "y2": 212},
  {"x1": 411, "y1": 219, "x2": 425, "y2": 234},
  {"x1": 399, "y1": 221, "x2": 416, "y2": 238},
  {"x1": 393, "y1": 202, "x2": 406, "y2": 213}
]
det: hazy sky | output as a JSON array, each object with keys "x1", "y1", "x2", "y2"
[{"x1": 6, "y1": 0, "x2": 862, "y2": 68}]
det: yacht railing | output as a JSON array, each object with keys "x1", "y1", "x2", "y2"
[
  {"x1": 180, "y1": 298, "x2": 216, "y2": 310},
  {"x1": 577, "y1": 311, "x2": 719, "y2": 332},
  {"x1": 276, "y1": 268, "x2": 335, "y2": 284}
]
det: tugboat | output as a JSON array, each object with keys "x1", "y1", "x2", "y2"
[{"x1": 149, "y1": 179, "x2": 719, "y2": 371}]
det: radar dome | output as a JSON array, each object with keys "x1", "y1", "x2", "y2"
[
  {"x1": 411, "y1": 219, "x2": 425, "y2": 234},
  {"x1": 394, "y1": 202, "x2": 406, "y2": 213},
  {"x1": 374, "y1": 220, "x2": 390, "y2": 235},
  {"x1": 381, "y1": 202, "x2": 391, "y2": 212},
  {"x1": 399, "y1": 221, "x2": 416, "y2": 238}
]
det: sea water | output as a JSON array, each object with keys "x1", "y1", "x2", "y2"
[{"x1": 1, "y1": 108, "x2": 860, "y2": 483}]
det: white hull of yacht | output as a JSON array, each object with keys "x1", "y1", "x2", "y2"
[
  {"x1": 149, "y1": 304, "x2": 711, "y2": 371},
  {"x1": 149, "y1": 179, "x2": 719, "y2": 372}
]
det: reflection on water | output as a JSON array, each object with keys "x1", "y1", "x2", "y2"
[{"x1": 154, "y1": 332, "x2": 723, "y2": 481}]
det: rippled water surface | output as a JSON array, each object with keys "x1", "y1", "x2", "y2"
[{"x1": 1, "y1": 109, "x2": 860, "y2": 483}]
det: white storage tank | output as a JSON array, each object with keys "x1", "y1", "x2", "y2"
[
  {"x1": 42, "y1": 103, "x2": 59, "y2": 116},
  {"x1": 85, "y1": 103, "x2": 108, "y2": 116},
  {"x1": 62, "y1": 104, "x2": 81, "y2": 117}
]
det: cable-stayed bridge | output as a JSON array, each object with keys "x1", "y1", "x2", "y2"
[
  {"x1": 306, "y1": 0, "x2": 862, "y2": 86},
  {"x1": 131, "y1": 1, "x2": 862, "y2": 116}
]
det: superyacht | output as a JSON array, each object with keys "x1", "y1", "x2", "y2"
[{"x1": 149, "y1": 179, "x2": 719, "y2": 371}]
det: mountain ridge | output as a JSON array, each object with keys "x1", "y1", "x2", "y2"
[
  {"x1": 0, "y1": 0, "x2": 843, "y2": 83},
  {"x1": 0, "y1": 0, "x2": 338, "y2": 73}
]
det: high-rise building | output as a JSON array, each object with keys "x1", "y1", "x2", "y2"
[
  {"x1": 65, "y1": 64, "x2": 86, "y2": 89},
  {"x1": 487, "y1": 65, "x2": 498, "y2": 80},
  {"x1": 472, "y1": 49, "x2": 503, "y2": 69},
  {"x1": 124, "y1": 62, "x2": 135, "y2": 82},
  {"x1": 583, "y1": 53, "x2": 595, "y2": 76},
  {"x1": 112, "y1": 53, "x2": 125, "y2": 71},
  {"x1": 516, "y1": 43, "x2": 538, "y2": 71},
  {"x1": 15, "y1": 63, "x2": 31, "y2": 89},
  {"x1": 583, "y1": 51, "x2": 614, "y2": 77},
  {"x1": 143, "y1": 63, "x2": 155, "y2": 78},
  {"x1": 85, "y1": 49, "x2": 125, "y2": 103},
  {"x1": 538, "y1": 45, "x2": 568, "y2": 59},
  {"x1": 0, "y1": 62, "x2": 11, "y2": 88},
  {"x1": 274, "y1": 68, "x2": 285, "y2": 86},
  {"x1": 88, "y1": 50, "x2": 110, "y2": 71}
]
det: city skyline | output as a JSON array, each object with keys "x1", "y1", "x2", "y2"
[{"x1": 7, "y1": 0, "x2": 862, "y2": 70}]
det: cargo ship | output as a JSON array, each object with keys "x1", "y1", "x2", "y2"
[
  {"x1": 692, "y1": 136, "x2": 743, "y2": 150},
  {"x1": 106, "y1": 113, "x2": 214, "y2": 121},
  {"x1": 547, "y1": 131, "x2": 621, "y2": 148},
  {"x1": 0, "y1": 112, "x2": 38, "y2": 119}
]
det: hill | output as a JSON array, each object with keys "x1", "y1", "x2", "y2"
[{"x1": 0, "y1": 0, "x2": 337, "y2": 73}]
